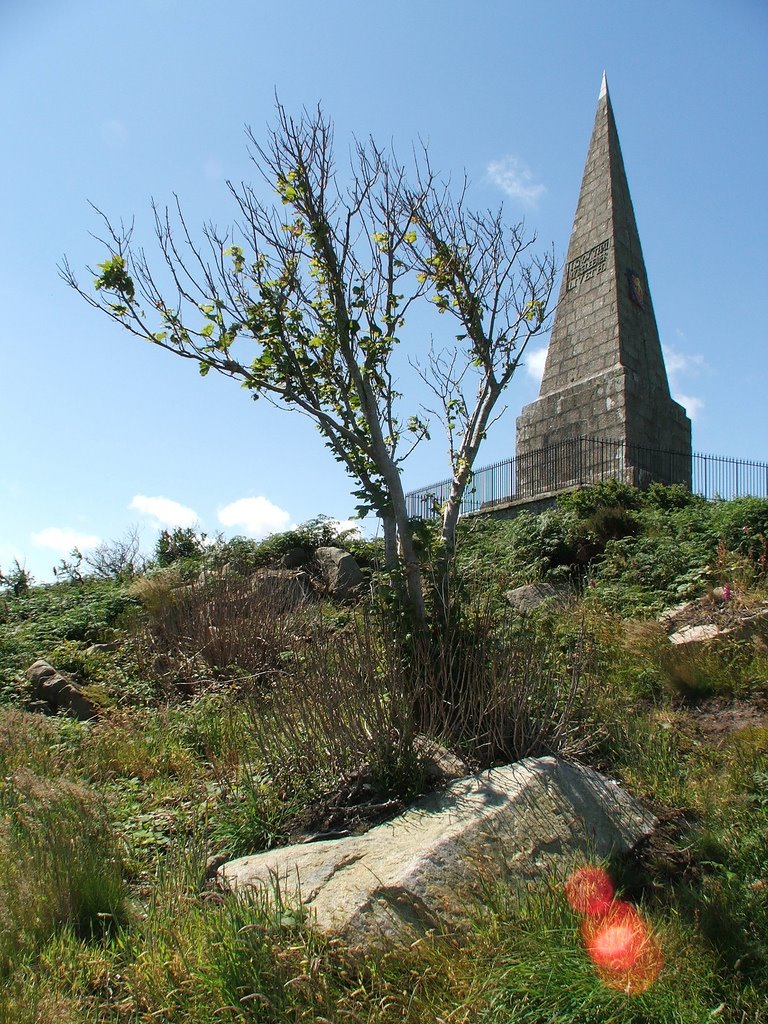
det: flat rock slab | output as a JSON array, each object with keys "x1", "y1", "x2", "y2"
[
  {"x1": 505, "y1": 582, "x2": 562, "y2": 611},
  {"x1": 669, "y1": 623, "x2": 721, "y2": 645},
  {"x1": 219, "y1": 757, "x2": 655, "y2": 947},
  {"x1": 669, "y1": 610, "x2": 768, "y2": 647}
]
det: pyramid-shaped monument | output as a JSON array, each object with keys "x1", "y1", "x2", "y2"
[{"x1": 516, "y1": 74, "x2": 691, "y2": 493}]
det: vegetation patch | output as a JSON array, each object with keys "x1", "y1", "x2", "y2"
[{"x1": 0, "y1": 489, "x2": 767, "y2": 1021}]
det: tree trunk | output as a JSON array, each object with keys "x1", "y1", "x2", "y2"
[{"x1": 382, "y1": 514, "x2": 398, "y2": 570}]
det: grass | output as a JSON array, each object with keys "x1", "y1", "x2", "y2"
[
  {"x1": 0, "y1": 490, "x2": 767, "y2": 1021},
  {"x1": 0, "y1": 768, "x2": 127, "y2": 973}
]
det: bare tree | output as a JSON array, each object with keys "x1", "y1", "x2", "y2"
[{"x1": 61, "y1": 104, "x2": 554, "y2": 629}]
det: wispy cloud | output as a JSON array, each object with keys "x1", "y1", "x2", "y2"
[
  {"x1": 487, "y1": 156, "x2": 546, "y2": 206},
  {"x1": 672, "y1": 391, "x2": 704, "y2": 421},
  {"x1": 330, "y1": 518, "x2": 362, "y2": 538},
  {"x1": 0, "y1": 540, "x2": 28, "y2": 568},
  {"x1": 662, "y1": 341, "x2": 707, "y2": 422},
  {"x1": 524, "y1": 345, "x2": 549, "y2": 385},
  {"x1": 31, "y1": 527, "x2": 101, "y2": 556},
  {"x1": 217, "y1": 496, "x2": 291, "y2": 539},
  {"x1": 130, "y1": 495, "x2": 199, "y2": 528},
  {"x1": 662, "y1": 344, "x2": 706, "y2": 378}
]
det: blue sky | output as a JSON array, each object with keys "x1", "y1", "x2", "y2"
[{"x1": 2, "y1": 0, "x2": 767, "y2": 581}]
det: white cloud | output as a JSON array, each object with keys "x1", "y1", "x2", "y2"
[
  {"x1": 662, "y1": 344, "x2": 706, "y2": 378},
  {"x1": 525, "y1": 345, "x2": 549, "y2": 385},
  {"x1": 217, "y1": 496, "x2": 292, "y2": 539},
  {"x1": 487, "y1": 156, "x2": 546, "y2": 206},
  {"x1": 31, "y1": 527, "x2": 101, "y2": 556},
  {"x1": 331, "y1": 518, "x2": 362, "y2": 538},
  {"x1": 130, "y1": 495, "x2": 199, "y2": 528},
  {"x1": 0, "y1": 540, "x2": 26, "y2": 567},
  {"x1": 672, "y1": 391, "x2": 704, "y2": 422},
  {"x1": 662, "y1": 343, "x2": 706, "y2": 422}
]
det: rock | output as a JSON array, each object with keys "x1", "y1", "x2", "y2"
[
  {"x1": 219, "y1": 757, "x2": 655, "y2": 948},
  {"x1": 505, "y1": 582, "x2": 561, "y2": 612},
  {"x1": 250, "y1": 569, "x2": 309, "y2": 611},
  {"x1": 85, "y1": 641, "x2": 120, "y2": 654},
  {"x1": 669, "y1": 609, "x2": 768, "y2": 647},
  {"x1": 26, "y1": 659, "x2": 100, "y2": 720},
  {"x1": 204, "y1": 854, "x2": 230, "y2": 881},
  {"x1": 280, "y1": 547, "x2": 310, "y2": 569},
  {"x1": 732, "y1": 608, "x2": 768, "y2": 639},
  {"x1": 669, "y1": 623, "x2": 721, "y2": 646},
  {"x1": 412, "y1": 735, "x2": 467, "y2": 783},
  {"x1": 658, "y1": 601, "x2": 696, "y2": 630},
  {"x1": 314, "y1": 547, "x2": 364, "y2": 600}
]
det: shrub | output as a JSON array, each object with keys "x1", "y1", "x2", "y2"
[
  {"x1": 456, "y1": 507, "x2": 581, "y2": 587},
  {"x1": 243, "y1": 593, "x2": 598, "y2": 818},
  {"x1": 133, "y1": 566, "x2": 307, "y2": 682},
  {"x1": 221, "y1": 514, "x2": 361, "y2": 570},
  {"x1": 558, "y1": 479, "x2": 643, "y2": 516},
  {"x1": 246, "y1": 605, "x2": 424, "y2": 800},
  {"x1": 0, "y1": 578, "x2": 143, "y2": 699},
  {"x1": 416, "y1": 593, "x2": 598, "y2": 766},
  {"x1": 0, "y1": 560, "x2": 33, "y2": 597}
]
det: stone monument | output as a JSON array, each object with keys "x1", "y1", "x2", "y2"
[{"x1": 515, "y1": 74, "x2": 692, "y2": 495}]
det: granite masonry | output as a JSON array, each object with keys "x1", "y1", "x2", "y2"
[{"x1": 515, "y1": 74, "x2": 692, "y2": 495}]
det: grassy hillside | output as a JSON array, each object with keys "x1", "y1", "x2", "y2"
[{"x1": 0, "y1": 486, "x2": 766, "y2": 1023}]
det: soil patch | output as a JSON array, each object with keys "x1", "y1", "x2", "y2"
[
  {"x1": 661, "y1": 594, "x2": 768, "y2": 635},
  {"x1": 683, "y1": 694, "x2": 768, "y2": 743},
  {"x1": 284, "y1": 766, "x2": 408, "y2": 845}
]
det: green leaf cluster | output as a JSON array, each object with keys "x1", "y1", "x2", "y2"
[{"x1": 93, "y1": 255, "x2": 135, "y2": 302}]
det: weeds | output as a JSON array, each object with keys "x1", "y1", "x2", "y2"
[
  {"x1": 417, "y1": 593, "x2": 598, "y2": 766},
  {"x1": 0, "y1": 769, "x2": 127, "y2": 971},
  {"x1": 245, "y1": 605, "x2": 424, "y2": 799},
  {"x1": 133, "y1": 565, "x2": 309, "y2": 683}
]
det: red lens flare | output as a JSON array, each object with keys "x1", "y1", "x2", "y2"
[
  {"x1": 581, "y1": 900, "x2": 663, "y2": 994},
  {"x1": 564, "y1": 865, "x2": 615, "y2": 915}
]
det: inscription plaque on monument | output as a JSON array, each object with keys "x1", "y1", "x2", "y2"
[
  {"x1": 566, "y1": 238, "x2": 610, "y2": 292},
  {"x1": 627, "y1": 270, "x2": 646, "y2": 309}
]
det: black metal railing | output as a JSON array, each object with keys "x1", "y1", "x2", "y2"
[{"x1": 405, "y1": 437, "x2": 768, "y2": 519}]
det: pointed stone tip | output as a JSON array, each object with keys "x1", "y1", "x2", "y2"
[{"x1": 599, "y1": 71, "x2": 608, "y2": 99}]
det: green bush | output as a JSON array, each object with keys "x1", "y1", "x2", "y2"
[
  {"x1": 0, "y1": 578, "x2": 144, "y2": 699},
  {"x1": 154, "y1": 526, "x2": 209, "y2": 567}
]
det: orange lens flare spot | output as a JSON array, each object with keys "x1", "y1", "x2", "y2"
[
  {"x1": 581, "y1": 901, "x2": 663, "y2": 994},
  {"x1": 564, "y1": 865, "x2": 615, "y2": 915}
]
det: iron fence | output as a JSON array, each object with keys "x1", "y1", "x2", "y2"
[{"x1": 405, "y1": 436, "x2": 768, "y2": 519}]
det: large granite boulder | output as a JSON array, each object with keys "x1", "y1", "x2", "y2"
[
  {"x1": 313, "y1": 547, "x2": 364, "y2": 600},
  {"x1": 249, "y1": 569, "x2": 310, "y2": 611},
  {"x1": 26, "y1": 659, "x2": 100, "y2": 720},
  {"x1": 505, "y1": 582, "x2": 562, "y2": 612},
  {"x1": 219, "y1": 757, "x2": 655, "y2": 947}
]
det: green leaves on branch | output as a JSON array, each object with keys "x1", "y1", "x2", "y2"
[
  {"x1": 223, "y1": 245, "x2": 245, "y2": 273},
  {"x1": 524, "y1": 299, "x2": 545, "y2": 324},
  {"x1": 94, "y1": 255, "x2": 135, "y2": 302},
  {"x1": 407, "y1": 415, "x2": 430, "y2": 441},
  {"x1": 275, "y1": 169, "x2": 300, "y2": 205}
]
